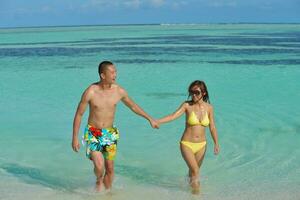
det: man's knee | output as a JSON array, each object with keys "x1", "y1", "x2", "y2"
[
  {"x1": 92, "y1": 156, "x2": 104, "y2": 170},
  {"x1": 94, "y1": 162, "x2": 103, "y2": 172},
  {"x1": 105, "y1": 163, "x2": 114, "y2": 175}
]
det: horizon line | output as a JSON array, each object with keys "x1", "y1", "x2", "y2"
[{"x1": 1, "y1": 22, "x2": 300, "y2": 29}]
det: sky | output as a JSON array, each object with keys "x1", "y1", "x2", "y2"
[{"x1": 0, "y1": 0, "x2": 299, "y2": 27}]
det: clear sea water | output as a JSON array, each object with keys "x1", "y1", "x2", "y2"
[{"x1": 0, "y1": 24, "x2": 300, "y2": 200}]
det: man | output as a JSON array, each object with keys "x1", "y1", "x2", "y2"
[{"x1": 72, "y1": 61, "x2": 159, "y2": 191}]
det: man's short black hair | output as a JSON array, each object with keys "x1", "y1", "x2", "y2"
[{"x1": 98, "y1": 61, "x2": 114, "y2": 76}]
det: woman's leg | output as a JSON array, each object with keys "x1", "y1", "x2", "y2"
[
  {"x1": 195, "y1": 145, "x2": 206, "y2": 167},
  {"x1": 180, "y1": 143, "x2": 200, "y2": 194},
  {"x1": 194, "y1": 145, "x2": 207, "y2": 190}
]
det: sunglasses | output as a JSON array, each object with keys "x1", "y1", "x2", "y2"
[{"x1": 189, "y1": 90, "x2": 202, "y2": 96}]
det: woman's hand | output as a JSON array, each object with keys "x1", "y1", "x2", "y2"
[{"x1": 214, "y1": 144, "x2": 220, "y2": 155}]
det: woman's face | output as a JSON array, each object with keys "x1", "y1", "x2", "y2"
[{"x1": 190, "y1": 85, "x2": 203, "y2": 102}]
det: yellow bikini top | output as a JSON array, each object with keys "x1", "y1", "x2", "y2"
[{"x1": 187, "y1": 111, "x2": 210, "y2": 127}]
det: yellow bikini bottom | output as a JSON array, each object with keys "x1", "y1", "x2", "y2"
[{"x1": 180, "y1": 140, "x2": 207, "y2": 154}]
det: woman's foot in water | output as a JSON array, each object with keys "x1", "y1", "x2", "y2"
[
  {"x1": 190, "y1": 178, "x2": 200, "y2": 195},
  {"x1": 191, "y1": 186, "x2": 200, "y2": 195}
]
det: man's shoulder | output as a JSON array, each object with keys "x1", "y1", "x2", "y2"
[
  {"x1": 114, "y1": 84, "x2": 127, "y2": 94},
  {"x1": 88, "y1": 83, "x2": 98, "y2": 90},
  {"x1": 85, "y1": 82, "x2": 99, "y2": 94}
]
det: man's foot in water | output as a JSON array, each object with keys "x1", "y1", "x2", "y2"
[{"x1": 95, "y1": 178, "x2": 103, "y2": 192}]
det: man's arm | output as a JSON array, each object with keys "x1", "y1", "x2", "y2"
[
  {"x1": 72, "y1": 88, "x2": 91, "y2": 152},
  {"x1": 120, "y1": 88, "x2": 159, "y2": 128}
]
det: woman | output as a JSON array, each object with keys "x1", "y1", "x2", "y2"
[{"x1": 158, "y1": 80, "x2": 220, "y2": 194}]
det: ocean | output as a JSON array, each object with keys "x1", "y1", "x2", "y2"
[{"x1": 0, "y1": 24, "x2": 300, "y2": 200}]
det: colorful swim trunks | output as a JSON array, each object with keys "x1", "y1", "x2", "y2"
[{"x1": 84, "y1": 124, "x2": 120, "y2": 160}]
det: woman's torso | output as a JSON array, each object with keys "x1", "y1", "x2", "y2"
[{"x1": 181, "y1": 102, "x2": 210, "y2": 143}]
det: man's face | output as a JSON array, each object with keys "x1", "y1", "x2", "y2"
[{"x1": 102, "y1": 65, "x2": 117, "y2": 84}]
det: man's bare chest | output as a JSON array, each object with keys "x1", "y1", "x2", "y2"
[{"x1": 90, "y1": 93, "x2": 121, "y2": 108}]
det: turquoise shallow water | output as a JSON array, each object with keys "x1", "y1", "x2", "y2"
[{"x1": 1, "y1": 24, "x2": 300, "y2": 200}]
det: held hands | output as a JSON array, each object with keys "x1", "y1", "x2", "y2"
[
  {"x1": 149, "y1": 118, "x2": 160, "y2": 129},
  {"x1": 72, "y1": 138, "x2": 80, "y2": 152}
]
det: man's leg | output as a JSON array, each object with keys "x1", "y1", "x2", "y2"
[
  {"x1": 90, "y1": 151, "x2": 104, "y2": 191},
  {"x1": 103, "y1": 159, "x2": 114, "y2": 190}
]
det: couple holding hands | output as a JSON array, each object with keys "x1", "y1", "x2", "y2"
[{"x1": 72, "y1": 61, "x2": 219, "y2": 194}]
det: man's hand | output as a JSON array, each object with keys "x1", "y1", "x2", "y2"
[
  {"x1": 150, "y1": 119, "x2": 160, "y2": 129},
  {"x1": 72, "y1": 138, "x2": 80, "y2": 152}
]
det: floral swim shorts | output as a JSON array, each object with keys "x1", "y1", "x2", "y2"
[{"x1": 83, "y1": 124, "x2": 120, "y2": 160}]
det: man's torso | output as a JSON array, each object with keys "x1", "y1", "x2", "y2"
[{"x1": 88, "y1": 83, "x2": 123, "y2": 128}]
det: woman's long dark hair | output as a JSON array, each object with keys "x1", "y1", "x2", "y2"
[{"x1": 188, "y1": 80, "x2": 210, "y2": 103}]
